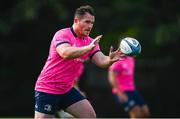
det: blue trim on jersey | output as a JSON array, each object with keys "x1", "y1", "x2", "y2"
[
  {"x1": 56, "y1": 41, "x2": 70, "y2": 48},
  {"x1": 70, "y1": 27, "x2": 77, "y2": 38},
  {"x1": 89, "y1": 50, "x2": 101, "y2": 59}
]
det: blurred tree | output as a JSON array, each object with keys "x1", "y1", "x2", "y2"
[{"x1": 0, "y1": 0, "x2": 180, "y2": 117}]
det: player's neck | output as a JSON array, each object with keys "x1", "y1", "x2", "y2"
[{"x1": 72, "y1": 24, "x2": 85, "y2": 38}]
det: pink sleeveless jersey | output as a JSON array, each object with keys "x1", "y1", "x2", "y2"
[
  {"x1": 109, "y1": 56, "x2": 136, "y2": 92},
  {"x1": 35, "y1": 27, "x2": 100, "y2": 94}
]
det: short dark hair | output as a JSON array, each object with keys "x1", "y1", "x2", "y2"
[{"x1": 74, "y1": 5, "x2": 95, "y2": 18}]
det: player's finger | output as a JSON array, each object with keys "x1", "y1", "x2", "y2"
[
  {"x1": 94, "y1": 35, "x2": 103, "y2": 41},
  {"x1": 111, "y1": 58, "x2": 119, "y2": 62},
  {"x1": 110, "y1": 46, "x2": 113, "y2": 53},
  {"x1": 114, "y1": 47, "x2": 120, "y2": 53}
]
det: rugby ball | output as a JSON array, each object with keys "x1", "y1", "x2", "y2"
[{"x1": 120, "y1": 37, "x2": 141, "y2": 56}]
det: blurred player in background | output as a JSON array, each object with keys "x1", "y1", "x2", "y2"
[
  {"x1": 34, "y1": 5, "x2": 124, "y2": 118},
  {"x1": 108, "y1": 56, "x2": 150, "y2": 118}
]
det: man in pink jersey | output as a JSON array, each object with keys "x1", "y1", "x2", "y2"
[
  {"x1": 108, "y1": 56, "x2": 150, "y2": 118},
  {"x1": 34, "y1": 5, "x2": 123, "y2": 118}
]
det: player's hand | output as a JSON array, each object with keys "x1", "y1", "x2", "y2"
[
  {"x1": 109, "y1": 46, "x2": 125, "y2": 63},
  {"x1": 89, "y1": 35, "x2": 103, "y2": 50}
]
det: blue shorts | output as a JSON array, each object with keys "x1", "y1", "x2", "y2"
[
  {"x1": 113, "y1": 90, "x2": 146, "y2": 112},
  {"x1": 35, "y1": 87, "x2": 86, "y2": 115}
]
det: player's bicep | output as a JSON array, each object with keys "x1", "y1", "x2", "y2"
[
  {"x1": 108, "y1": 69, "x2": 119, "y2": 87},
  {"x1": 109, "y1": 69, "x2": 118, "y2": 81},
  {"x1": 56, "y1": 43, "x2": 71, "y2": 57},
  {"x1": 91, "y1": 51, "x2": 106, "y2": 66}
]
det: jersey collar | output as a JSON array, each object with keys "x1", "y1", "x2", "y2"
[{"x1": 70, "y1": 27, "x2": 77, "y2": 38}]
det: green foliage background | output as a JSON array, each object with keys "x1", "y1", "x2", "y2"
[{"x1": 0, "y1": 0, "x2": 180, "y2": 117}]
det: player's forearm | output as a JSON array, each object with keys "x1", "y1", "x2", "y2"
[
  {"x1": 109, "y1": 72, "x2": 118, "y2": 89},
  {"x1": 109, "y1": 79, "x2": 117, "y2": 89},
  {"x1": 60, "y1": 45, "x2": 92, "y2": 59},
  {"x1": 96, "y1": 56, "x2": 114, "y2": 68}
]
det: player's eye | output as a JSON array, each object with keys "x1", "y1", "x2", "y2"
[{"x1": 85, "y1": 20, "x2": 94, "y2": 25}]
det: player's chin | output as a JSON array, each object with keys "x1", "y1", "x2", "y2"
[
  {"x1": 84, "y1": 31, "x2": 90, "y2": 36},
  {"x1": 83, "y1": 33, "x2": 89, "y2": 36}
]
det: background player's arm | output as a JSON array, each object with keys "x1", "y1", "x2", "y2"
[
  {"x1": 108, "y1": 70, "x2": 119, "y2": 89},
  {"x1": 108, "y1": 70, "x2": 128, "y2": 102}
]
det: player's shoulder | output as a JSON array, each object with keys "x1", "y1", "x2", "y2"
[
  {"x1": 126, "y1": 56, "x2": 135, "y2": 61},
  {"x1": 112, "y1": 60, "x2": 124, "y2": 67},
  {"x1": 55, "y1": 27, "x2": 71, "y2": 34},
  {"x1": 53, "y1": 27, "x2": 72, "y2": 39}
]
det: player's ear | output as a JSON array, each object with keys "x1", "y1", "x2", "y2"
[{"x1": 74, "y1": 18, "x2": 79, "y2": 23}]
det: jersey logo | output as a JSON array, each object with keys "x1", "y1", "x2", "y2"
[{"x1": 44, "y1": 104, "x2": 52, "y2": 112}]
